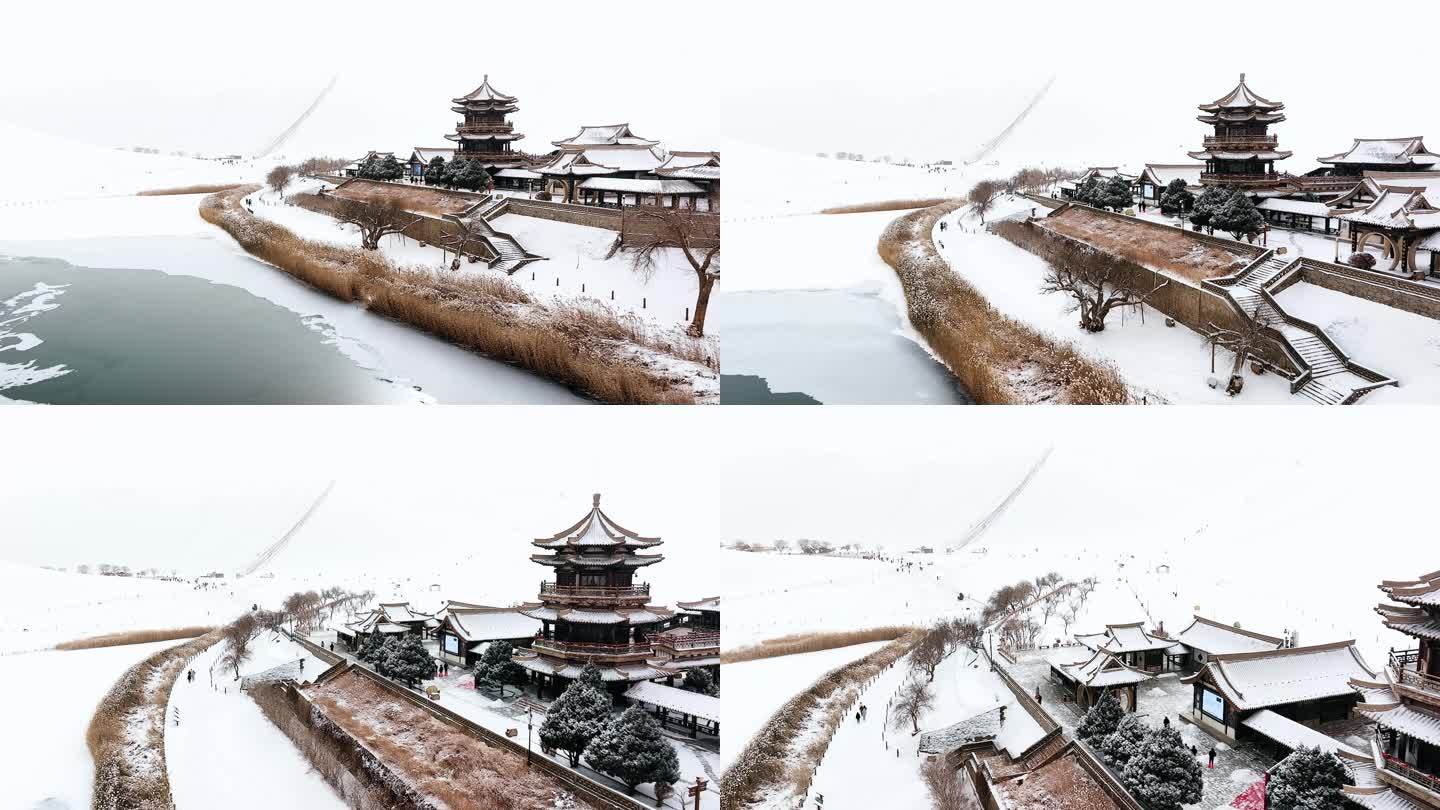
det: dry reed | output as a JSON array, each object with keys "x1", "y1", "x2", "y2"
[
  {"x1": 86, "y1": 630, "x2": 221, "y2": 809},
  {"x1": 137, "y1": 184, "x2": 242, "y2": 196},
  {"x1": 721, "y1": 626, "x2": 916, "y2": 664},
  {"x1": 721, "y1": 631, "x2": 920, "y2": 809},
  {"x1": 56, "y1": 625, "x2": 214, "y2": 651},
  {"x1": 821, "y1": 197, "x2": 961, "y2": 214},
  {"x1": 198, "y1": 186, "x2": 704, "y2": 404},
  {"x1": 877, "y1": 202, "x2": 1130, "y2": 404}
]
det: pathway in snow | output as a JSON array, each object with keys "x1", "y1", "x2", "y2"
[{"x1": 166, "y1": 641, "x2": 345, "y2": 810}]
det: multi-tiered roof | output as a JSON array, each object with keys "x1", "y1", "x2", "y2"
[
  {"x1": 444, "y1": 75, "x2": 526, "y2": 168},
  {"x1": 1187, "y1": 74, "x2": 1293, "y2": 190},
  {"x1": 1345, "y1": 569, "x2": 1440, "y2": 810},
  {"x1": 515, "y1": 494, "x2": 676, "y2": 685}
]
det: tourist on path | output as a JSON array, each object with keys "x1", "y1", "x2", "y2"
[{"x1": 1208, "y1": 747, "x2": 1216, "y2": 768}]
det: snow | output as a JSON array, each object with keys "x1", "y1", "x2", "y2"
[
  {"x1": 166, "y1": 641, "x2": 345, "y2": 810},
  {"x1": 0, "y1": 639, "x2": 182, "y2": 810},
  {"x1": 933, "y1": 199, "x2": 1300, "y2": 403},
  {"x1": 721, "y1": 640, "x2": 892, "y2": 770},
  {"x1": 246, "y1": 180, "x2": 707, "y2": 333}
]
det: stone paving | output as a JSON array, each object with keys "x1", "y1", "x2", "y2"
[{"x1": 1006, "y1": 649, "x2": 1276, "y2": 810}]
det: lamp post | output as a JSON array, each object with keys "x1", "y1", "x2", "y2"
[{"x1": 526, "y1": 707, "x2": 534, "y2": 768}]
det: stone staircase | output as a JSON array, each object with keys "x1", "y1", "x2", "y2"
[
  {"x1": 463, "y1": 194, "x2": 544, "y2": 274},
  {"x1": 1204, "y1": 251, "x2": 1396, "y2": 404}
]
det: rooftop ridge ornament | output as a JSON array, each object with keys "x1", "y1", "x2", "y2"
[{"x1": 593, "y1": 492, "x2": 601, "y2": 507}]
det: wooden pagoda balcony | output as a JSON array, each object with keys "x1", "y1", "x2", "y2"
[
  {"x1": 457, "y1": 122, "x2": 517, "y2": 135},
  {"x1": 1200, "y1": 172, "x2": 1283, "y2": 187},
  {"x1": 1391, "y1": 649, "x2": 1440, "y2": 700},
  {"x1": 1204, "y1": 134, "x2": 1279, "y2": 149},
  {"x1": 652, "y1": 631, "x2": 720, "y2": 657},
  {"x1": 1380, "y1": 752, "x2": 1440, "y2": 800},
  {"x1": 540, "y1": 582, "x2": 650, "y2": 600},
  {"x1": 531, "y1": 636, "x2": 654, "y2": 661}
]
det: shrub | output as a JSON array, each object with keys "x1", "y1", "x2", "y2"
[
  {"x1": 584, "y1": 706, "x2": 681, "y2": 793},
  {"x1": 1268, "y1": 746, "x2": 1350, "y2": 810},
  {"x1": 1076, "y1": 691, "x2": 1123, "y2": 742},
  {"x1": 1121, "y1": 725, "x2": 1203, "y2": 810},
  {"x1": 1346, "y1": 252, "x2": 1377, "y2": 270}
]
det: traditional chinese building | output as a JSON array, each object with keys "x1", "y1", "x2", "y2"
[
  {"x1": 535, "y1": 124, "x2": 710, "y2": 209},
  {"x1": 444, "y1": 75, "x2": 528, "y2": 170},
  {"x1": 1046, "y1": 648, "x2": 1152, "y2": 711},
  {"x1": 1188, "y1": 74, "x2": 1292, "y2": 192},
  {"x1": 1181, "y1": 640, "x2": 1376, "y2": 745},
  {"x1": 436, "y1": 606, "x2": 541, "y2": 668},
  {"x1": 1136, "y1": 164, "x2": 1203, "y2": 205},
  {"x1": 1073, "y1": 622, "x2": 1178, "y2": 672},
  {"x1": 1318, "y1": 138, "x2": 1440, "y2": 178},
  {"x1": 1346, "y1": 569, "x2": 1440, "y2": 810},
  {"x1": 1326, "y1": 173, "x2": 1440, "y2": 277},
  {"x1": 514, "y1": 494, "x2": 678, "y2": 697},
  {"x1": 1166, "y1": 615, "x2": 1285, "y2": 672},
  {"x1": 335, "y1": 602, "x2": 437, "y2": 651}
]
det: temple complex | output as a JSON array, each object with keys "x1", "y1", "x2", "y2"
[
  {"x1": 335, "y1": 602, "x2": 437, "y2": 651},
  {"x1": 535, "y1": 125, "x2": 714, "y2": 209},
  {"x1": 1072, "y1": 622, "x2": 1177, "y2": 671},
  {"x1": 443, "y1": 75, "x2": 528, "y2": 170},
  {"x1": 513, "y1": 494, "x2": 679, "y2": 697},
  {"x1": 1166, "y1": 615, "x2": 1285, "y2": 672},
  {"x1": 1187, "y1": 74, "x2": 1292, "y2": 192},
  {"x1": 1347, "y1": 569, "x2": 1440, "y2": 810},
  {"x1": 1318, "y1": 138, "x2": 1440, "y2": 177}
]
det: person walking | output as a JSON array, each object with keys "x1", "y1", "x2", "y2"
[{"x1": 1208, "y1": 747, "x2": 1217, "y2": 769}]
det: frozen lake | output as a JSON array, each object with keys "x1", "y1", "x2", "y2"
[
  {"x1": 716, "y1": 288, "x2": 970, "y2": 404},
  {"x1": 0, "y1": 227, "x2": 585, "y2": 404}
]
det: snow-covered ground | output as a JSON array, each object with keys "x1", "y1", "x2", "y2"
[
  {"x1": 723, "y1": 640, "x2": 892, "y2": 770},
  {"x1": 1, "y1": 638, "x2": 183, "y2": 810},
  {"x1": 167, "y1": 639, "x2": 344, "y2": 810},
  {"x1": 247, "y1": 180, "x2": 706, "y2": 332},
  {"x1": 932, "y1": 198, "x2": 1297, "y2": 404}
]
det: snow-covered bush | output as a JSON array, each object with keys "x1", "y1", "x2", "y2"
[
  {"x1": 538, "y1": 663, "x2": 613, "y2": 767},
  {"x1": 379, "y1": 635, "x2": 433, "y2": 687},
  {"x1": 584, "y1": 706, "x2": 681, "y2": 793},
  {"x1": 681, "y1": 667, "x2": 718, "y2": 697},
  {"x1": 1267, "y1": 746, "x2": 1350, "y2": 810},
  {"x1": 1097, "y1": 713, "x2": 1148, "y2": 767},
  {"x1": 472, "y1": 640, "x2": 528, "y2": 694},
  {"x1": 1076, "y1": 690, "x2": 1124, "y2": 742},
  {"x1": 1120, "y1": 725, "x2": 1203, "y2": 810},
  {"x1": 1346, "y1": 252, "x2": 1377, "y2": 270}
]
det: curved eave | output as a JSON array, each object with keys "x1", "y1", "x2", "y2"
[
  {"x1": 1188, "y1": 150, "x2": 1293, "y2": 161},
  {"x1": 1198, "y1": 113, "x2": 1286, "y2": 125},
  {"x1": 449, "y1": 132, "x2": 524, "y2": 141}
]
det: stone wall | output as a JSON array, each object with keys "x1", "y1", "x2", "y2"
[
  {"x1": 620, "y1": 204, "x2": 721, "y2": 250},
  {"x1": 292, "y1": 192, "x2": 496, "y2": 263},
  {"x1": 1298, "y1": 258, "x2": 1440, "y2": 321},
  {"x1": 501, "y1": 197, "x2": 625, "y2": 230}
]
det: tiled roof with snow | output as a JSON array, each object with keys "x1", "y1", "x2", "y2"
[
  {"x1": 1381, "y1": 569, "x2": 1440, "y2": 606},
  {"x1": 1171, "y1": 616, "x2": 1285, "y2": 656},
  {"x1": 1199, "y1": 641, "x2": 1377, "y2": 711},
  {"x1": 552, "y1": 124, "x2": 658, "y2": 148},
  {"x1": 1142, "y1": 164, "x2": 1203, "y2": 188},
  {"x1": 1258, "y1": 198, "x2": 1334, "y2": 217},
  {"x1": 1353, "y1": 678, "x2": 1440, "y2": 747},
  {"x1": 579, "y1": 177, "x2": 705, "y2": 195},
  {"x1": 532, "y1": 494, "x2": 663, "y2": 550},
  {"x1": 1319, "y1": 138, "x2": 1440, "y2": 167},
  {"x1": 411, "y1": 147, "x2": 456, "y2": 164},
  {"x1": 1075, "y1": 623, "x2": 1174, "y2": 654},
  {"x1": 919, "y1": 707, "x2": 1006, "y2": 753},
  {"x1": 1049, "y1": 649, "x2": 1152, "y2": 687},
  {"x1": 513, "y1": 653, "x2": 673, "y2": 682},
  {"x1": 624, "y1": 681, "x2": 720, "y2": 722},
  {"x1": 453, "y1": 75, "x2": 516, "y2": 104},
  {"x1": 1345, "y1": 787, "x2": 1431, "y2": 810},
  {"x1": 1376, "y1": 604, "x2": 1440, "y2": 640},
  {"x1": 677, "y1": 596, "x2": 720, "y2": 612},
  {"x1": 379, "y1": 603, "x2": 431, "y2": 624},
  {"x1": 446, "y1": 608, "x2": 541, "y2": 642},
  {"x1": 1240, "y1": 709, "x2": 1365, "y2": 756},
  {"x1": 1199, "y1": 74, "x2": 1284, "y2": 111}
]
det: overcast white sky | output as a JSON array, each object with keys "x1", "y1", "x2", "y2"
[
  {"x1": 0, "y1": 408, "x2": 717, "y2": 577},
  {"x1": 7, "y1": 1, "x2": 1438, "y2": 168}
]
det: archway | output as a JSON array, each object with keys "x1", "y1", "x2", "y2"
[{"x1": 1355, "y1": 230, "x2": 1400, "y2": 272}]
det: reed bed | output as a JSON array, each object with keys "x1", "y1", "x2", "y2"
[
  {"x1": 721, "y1": 626, "x2": 916, "y2": 664},
  {"x1": 56, "y1": 626, "x2": 213, "y2": 651},
  {"x1": 877, "y1": 202, "x2": 1130, "y2": 404},
  {"x1": 199, "y1": 186, "x2": 706, "y2": 404},
  {"x1": 721, "y1": 632, "x2": 919, "y2": 809},
  {"x1": 86, "y1": 630, "x2": 221, "y2": 810},
  {"x1": 821, "y1": 197, "x2": 961, "y2": 214},
  {"x1": 137, "y1": 184, "x2": 242, "y2": 196}
]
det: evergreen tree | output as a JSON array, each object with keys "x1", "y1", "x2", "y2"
[
  {"x1": 1190, "y1": 185, "x2": 1231, "y2": 227},
  {"x1": 1159, "y1": 179, "x2": 1195, "y2": 215},
  {"x1": 357, "y1": 631, "x2": 386, "y2": 664},
  {"x1": 1098, "y1": 713, "x2": 1149, "y2": 767},
  {"x1": 681, "y1": 667, "x2": 718, "y2": 697},
  {"x1": 1076, "y1": 691, "x2": 1124, "y2": 742},
  {"x1": 473, "y1": 640, "x2": 528, "y2": 694},
  {"x1": 584, "y1": 706, "x2": 682, "y2": 794},
  {"x1": 449, "y1": 158, "x2": 492, "y2": 192},
  {"x1": 1095, "y1": 176, "x2": 1133, "y2": 211},
  {"x1": 381, "y1": 634, "x2": 434, "y2": 687},
  {"x1": 377, "y1": 154, "x2": 404, "y2": 181},
  {"x1": 1213, "y1": 190, "x2": 1265, "y2": 240},
  {"x1": 1075, "y1": 176, "x2": 1104, "y2": 206},
  {"x1": 1121, "y1": 725, "x2": 1203, "y2": 810},
  {"x1": 1267, "y1": 746, "x2": 1350, "y2": 810},
  {"x1": 354, "y1": 155, "x2": 380, "y2": 180},
  {"x1": 539, "y1": 667, "x2": 614, "y2": 767},
  {"x1": 425, "y1": 156, "x2": 447, "y2": 186}
]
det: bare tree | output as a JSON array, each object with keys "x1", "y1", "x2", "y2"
[
  {"x1": 1205, "y1": 308, "x2": 1278, "y2": 396},
  {"x1": 332, "y1": 197, "x2": 422, "y2": 250},
  {"x1": 266, "y1": 165, "x2": 296, "y2": 198},
  {"x1": 892, "y1": 678, "x2": 936, "y2": 734},
  {"x1": 440, "y1": 215, "x2": 488, "y2": 271},
  {"x1": 910, "y1": 631, "x2": 946, "y2": 682},
  {"x1": 773, "y1": 539, "x2": 790, "y2": 553},
  {"x1": 221, "y1": 613, "x2": 261, "y2": 678},
  {"x1": 624, "y1": 207, "x2": 720, "y2": 336},
  {"x1": 968, "y1": 180, "x2": 1003, "y2": 223},
  {"x1": 923, "y1": 757, "x2": 974, "y2": 810},
  {"x1": 1039, "y1": 241, "x2": 1167, "y2": 332}
]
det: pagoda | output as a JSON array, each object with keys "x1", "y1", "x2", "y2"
[
  {"x1": 1347, "y1": 568, "x2": 1440, "y2": 810},
  {"x1": 1187, "y1": 74, "x2": 1292, "y2": 192},
  {"x1": 514, "y1": 494, "x2": 676, "y2": 697},
  {"x1": 444, "y1": 75, "x2": 526, "y2": 169}
]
